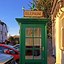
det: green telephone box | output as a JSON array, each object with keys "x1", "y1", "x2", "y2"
[{"x1": 16, "y1": 18, "x2": 48, "y2": 64}]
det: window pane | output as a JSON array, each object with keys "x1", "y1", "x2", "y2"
[
  {"x1": 26, "y1": 49, "x2": 32, "y2": 56},
  {"x1": 25, "y1": 56, "x2": 33, "y2": 59},
  {"x1": 34, "y1": 49, "x2": 41, "y2": 59},
  {"x1": 25, "y1": 28, "x2": 33, "y2": 37},
  {"x1": 34, "y1": 38, "x2": 41, "y2": 59},
  {"x1": 34, "y1": 28, "x2": 41, "y2": 37},
  {"x1": 34, "y1": 38, "x2": 41, "y2": 48},
  {"x1": 25, "y1": 38, "x2": 33, "y2": 47},
  {"x1": 25, "y1": 49, "x2": 33, "y2": 59}
]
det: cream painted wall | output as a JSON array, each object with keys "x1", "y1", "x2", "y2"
[
  {"x1": 55, "y1": 16, "x2": 61, "y2": 64},
  {"x1": 55, "y1": 7, "x2": 64, "y2": 64},
  {"x1": 60, "y1": 16, "x2": 64, "y2": 64}
]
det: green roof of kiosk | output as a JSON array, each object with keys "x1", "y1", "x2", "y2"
[{"x1": 16, "y1": 18, "x2": 49, "y2": 24}]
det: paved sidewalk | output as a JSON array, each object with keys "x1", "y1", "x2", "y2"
[{"x1": 48, "y1": 55, "x2": 55, "y2": 64}]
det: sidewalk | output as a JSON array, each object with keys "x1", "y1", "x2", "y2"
[
  {"x1": 48, "y1": 55, "x2": 55, "y2": 64},
  {"x1": 47, "y1": 39, "x2": 56, "y2": 64}
]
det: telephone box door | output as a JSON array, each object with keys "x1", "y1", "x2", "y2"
[{"x1": 22, "y1": 24, "x2": 46, "y2": 64}]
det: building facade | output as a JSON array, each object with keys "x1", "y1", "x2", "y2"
[
  {"x1": 0, "y1": 20, "x2": 8, "y2": 43},
  {"x1": 51, "y1": 0, "x2": 64, "y2": 64}
]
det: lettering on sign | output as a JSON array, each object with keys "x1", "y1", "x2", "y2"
[{"x1": 24, "y1": 11, "x2": 44, "y2": 17}]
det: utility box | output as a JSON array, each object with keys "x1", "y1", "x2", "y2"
[{"x1": 16, "y1": 18, "x2": 49, "y2": 64}]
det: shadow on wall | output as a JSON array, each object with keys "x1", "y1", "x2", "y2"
[{"x1": 47, "y1": 38, "x2": 53, "y2": 55}]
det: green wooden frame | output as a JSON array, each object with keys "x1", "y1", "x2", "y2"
[{"x1": 16, "y1": 18, "x2": 49, "y2": 64}]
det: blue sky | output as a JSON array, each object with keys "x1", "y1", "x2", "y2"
[{"x1": 0, "y1": 0, "x2": 32, "y2": 36}]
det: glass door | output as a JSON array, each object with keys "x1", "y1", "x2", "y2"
[{"x1": 24, "y1": 25, "x2": 45, "y2": 64}]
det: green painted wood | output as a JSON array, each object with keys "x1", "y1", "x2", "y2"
[
  {"x1": 44, "y1": 25, "x2": 47, "y2": 64},
  {"x1": 16, "y1": 18, "x2": 49, "y2": 24},
  {"x1": 16, "y1": 18, "x2": 49, "y2": 64},
  {"x1": 20, "y1": 24, "x2": 25, "y2": 64}
]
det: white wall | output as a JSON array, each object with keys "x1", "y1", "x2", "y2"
[
  {"x1": 0, "y1": 22, "x2": 8, "y2": 43},
  {"x1": 0, "y1": 24, "x2": 2, "y2": 42},
  {"x1": 2, "y1": 24, "x2": 7, "y2": 42}
]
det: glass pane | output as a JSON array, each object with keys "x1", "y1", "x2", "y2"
[
  {"x1": 34, "y1": 49, "x2": 41, "y2": 59},
  {"x1": 25, "y1": 38, "x2": 33, "y2": 48},
  {"x1": 25, "y1": 56, "x2": 33, "y2": 59},
  {"x1": 34, "y1": 38, "x2": 41, "y2": 48},
  {"x1": 25, "y1": 38, "x2": 33, "y2": 59},
  {"x1": 34, "y1": 38, "x2": 41, "y2": 59},
  {"x1": 25, "y1": 49, "x2": 33, "y2": 59},
  {"x1": 34, "y1": 28, "x2": 41, "y2": 37},
  {"x1": 25, "y1": 28, "x2": 33, "y2": 37}
]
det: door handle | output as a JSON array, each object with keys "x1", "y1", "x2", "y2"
[{"x1": 42, "y1": 47, "x2": 44, "y2": 51}]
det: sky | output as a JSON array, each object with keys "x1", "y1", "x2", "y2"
[{"x1": 0, "y1": 0, "x2": 32, "y2": 36}]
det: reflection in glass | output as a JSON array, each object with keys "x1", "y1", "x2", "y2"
[
  {"x1": 34, "y1": 28, "x2": 41, "y2": 37},
  {"x1": 25, "y1": 56, "x2": 33, "y2": 59},
  {"x1": 34, "y1": 49, "x2": 40, "y2": 56},
  {"x1": 26, "y1": 49, "x2": 33, "y2": 56},
  {"x1": 25, "y1": 38, "x2": 33, "y2": 46},
  {"x1": 25, "y1": 28, "x2": 42, "y2": 60},
  {"x1": 34, "y1": 38, "x2": 41, "y2": 48},
  {"x1": 34, "y1": 49, "x2": 41, "y2": 59},
  {"x1": 25, "y1": 49, "x2": 33, "y2": 59},
  {"x1": 26, "y1": 28, "x2": 33, "y2": 37}
]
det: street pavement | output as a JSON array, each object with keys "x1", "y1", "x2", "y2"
[{"x1": 48, "y1": 55, "x2": 55, "y2": 64}]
